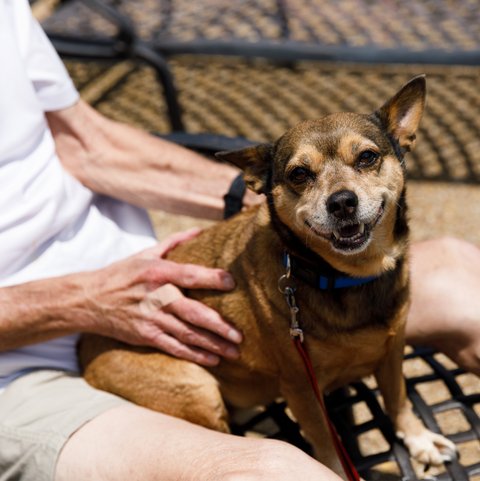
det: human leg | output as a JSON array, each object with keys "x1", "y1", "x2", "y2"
[
  {"x1": 0, "y1": 369, "x2": 126, "y2": 481},
  {"x1": 407, "y1": 237, "x2": 480, "y2": 374},
  {"x1": 55, "y1": 403, "x2": 342, "y2": 481},
  {"x1": 0, "y1": 368, "x2": 340, "y2": 481}
]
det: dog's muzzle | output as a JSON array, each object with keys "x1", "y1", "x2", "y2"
[{"x1": 305, "y1": 200, "x2": 385, "y2": 253}]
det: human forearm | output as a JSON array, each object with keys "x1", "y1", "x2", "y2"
[
  {"x1": 46, "y1": 100, "x2": 245, "y2": 219},
  {"x1": 0, "y1": 272, "x2": 94, "y2": 351}
]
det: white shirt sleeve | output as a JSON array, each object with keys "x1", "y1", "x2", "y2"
[{"x1": 10, "y1": 0, "x2": 80, "y2": 111}]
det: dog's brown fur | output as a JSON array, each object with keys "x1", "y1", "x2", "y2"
[{"x1": 80, "y1": 76, "x2": 454, "y2": 478}]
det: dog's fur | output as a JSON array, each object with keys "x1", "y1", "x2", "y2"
[{"x1": 80, "y1": 76, "x2": 455, "y2": 478}]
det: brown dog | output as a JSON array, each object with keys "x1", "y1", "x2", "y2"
[{"x1": 80, "y1": 76, "x2": 455, "y2": 479}]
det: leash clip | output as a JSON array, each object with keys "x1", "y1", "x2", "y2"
[
  {"x1": 278, "y1": 253, "x2": 304, "y2": 342},
  {"x1": 285, "y1": 286, "x2": 304, "y2": 343}
]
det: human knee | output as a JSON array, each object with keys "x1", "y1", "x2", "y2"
[
  {"x1": 414, "y1": 236, "x2": 471, "y2": 261},
  {"x1": 411, "y1": 237, "x2": 480, "y2": 294},
  {"x1": 231, "y1": 439, "x2": 338, "y2": 480},
  {"x1": 436, "y1": 236, "x2": 470, "y2": 254},
  {"x1": 195, "y1": 438, "x2": 326, "y2": 481},
  {"x1": 432, "y1": 237, "x2": 480, "y2": 303},
  {"x1": 256, "y1": 438, "x2": 309, "y2": 468},
  {"x1": 432, "y1": 237, "x2": 479, "y2": 266}
]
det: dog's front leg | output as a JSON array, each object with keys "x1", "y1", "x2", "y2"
[
  {"x1": 281, "y1": 382, "x2": 349, "y2": 480},
  {"x1": 375, "y1": 315, "x2": 456, "y2": 467}
]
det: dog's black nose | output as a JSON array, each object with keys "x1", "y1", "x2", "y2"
[{"x1": 327, "y1": 190, "x2": 358, "y2": 218}]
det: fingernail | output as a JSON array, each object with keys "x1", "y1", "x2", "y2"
[
  {"x1": 226, "y1": 346, "x2": 240, "y2": 359},
  {"x1": 205, "y1": 354, "x2": 220, "y2": 365},
  {"x1": 227, "y1": 329, "x2": 243, "y2": 343},
  {"x1": 221, "y1": 273, "x2": 235, "y2": 290}
]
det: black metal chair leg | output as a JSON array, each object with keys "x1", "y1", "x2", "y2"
[{"x1": 133, "y1": 41, "x2": 184, "y2": 132}]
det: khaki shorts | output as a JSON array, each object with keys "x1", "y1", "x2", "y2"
[{"x1": 0, "y1": 370, "x2": 127, "y2": 481}]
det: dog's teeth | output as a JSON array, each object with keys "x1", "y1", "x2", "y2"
[
  {"x1": 333, "y1": 230, "x2": 340, "y2": 240},
  {"x1": 359, "y1": 223, "x2": 365, "y2": 234}
]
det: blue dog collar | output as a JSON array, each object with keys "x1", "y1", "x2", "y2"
[
  {"x1": 317, "y1": 274, "x2": 378, "y2": 290},
  {"x1": 283, "y1": 252, "x2": 378, "y2": 290}
]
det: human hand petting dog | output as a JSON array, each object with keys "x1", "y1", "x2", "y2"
[{"x1": 81, "y1": 228, "x2": 242, "y2": 366}]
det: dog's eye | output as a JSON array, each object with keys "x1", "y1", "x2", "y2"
[
  {"x1": 288, "y1": 167, "x2": 313, "y2": 184},
  {"x1": 357, "y1": 150, "x2": 379, "y2": 168}
]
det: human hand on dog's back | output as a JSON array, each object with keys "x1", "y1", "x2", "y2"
[
  {"x1": 78, "y1": 228, "x2": 243, "y2": 366},
  {"x1": 0, "y1": 229, "x2": 242, "y2": 366}
]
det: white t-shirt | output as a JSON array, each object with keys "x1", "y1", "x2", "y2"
[{"x1": 0, "y1": 0, "x2": 157, "y2": 388}]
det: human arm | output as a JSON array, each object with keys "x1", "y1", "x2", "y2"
[
  {"x1": 46, "y1": 99, "x2": 258, "y2": 220},
  {"x1": 0, "y1": 230, "x2": 242, "y2": 366}
]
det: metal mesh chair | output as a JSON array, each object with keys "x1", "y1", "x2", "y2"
[
  {"x1": 64, "y1": 57, "x2": 480, "y2": 184},
  {"x1": 40, "y1": 0, "x2": 185, "y2": 130},
  {"x1": 41, "y1": 1, "x2": 480, "y2": 182},
  {"x1": 43, "y1": 0, "x2": 480, "y2": 64}
]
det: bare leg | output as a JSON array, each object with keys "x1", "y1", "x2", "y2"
[
  {"x1": 55, "y1": 404, "x2": 342, "y2": 481},
  {"x1": 407, "y1": 237, "x2": 480, "y2": 374}
]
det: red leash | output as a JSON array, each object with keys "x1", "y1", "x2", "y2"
[
  {"x1": 292, "y1": 337, "x2": 361, "y2": 481},
  {"x1": 279, "y1": 258, "x2": 360, "y2": 481}
]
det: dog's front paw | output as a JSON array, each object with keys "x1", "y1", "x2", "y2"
[{"x1": 397, "y1": 429, "x2": 457, "y2": 466}]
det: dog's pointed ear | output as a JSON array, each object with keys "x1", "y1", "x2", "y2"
[
  {"x1": 375, "y1": 75, "x2": 426, "y2": 152},
  {"x1": 216, "y1": 143, "x2": 273, "y2": 194}
]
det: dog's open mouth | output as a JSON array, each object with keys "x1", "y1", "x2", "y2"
[
  {"x1": 331, "y1": 223, "x2": 369, "y2": 250},
  {"x1": 306, "y1": 202, "x2": 385, "y2": 252}
]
